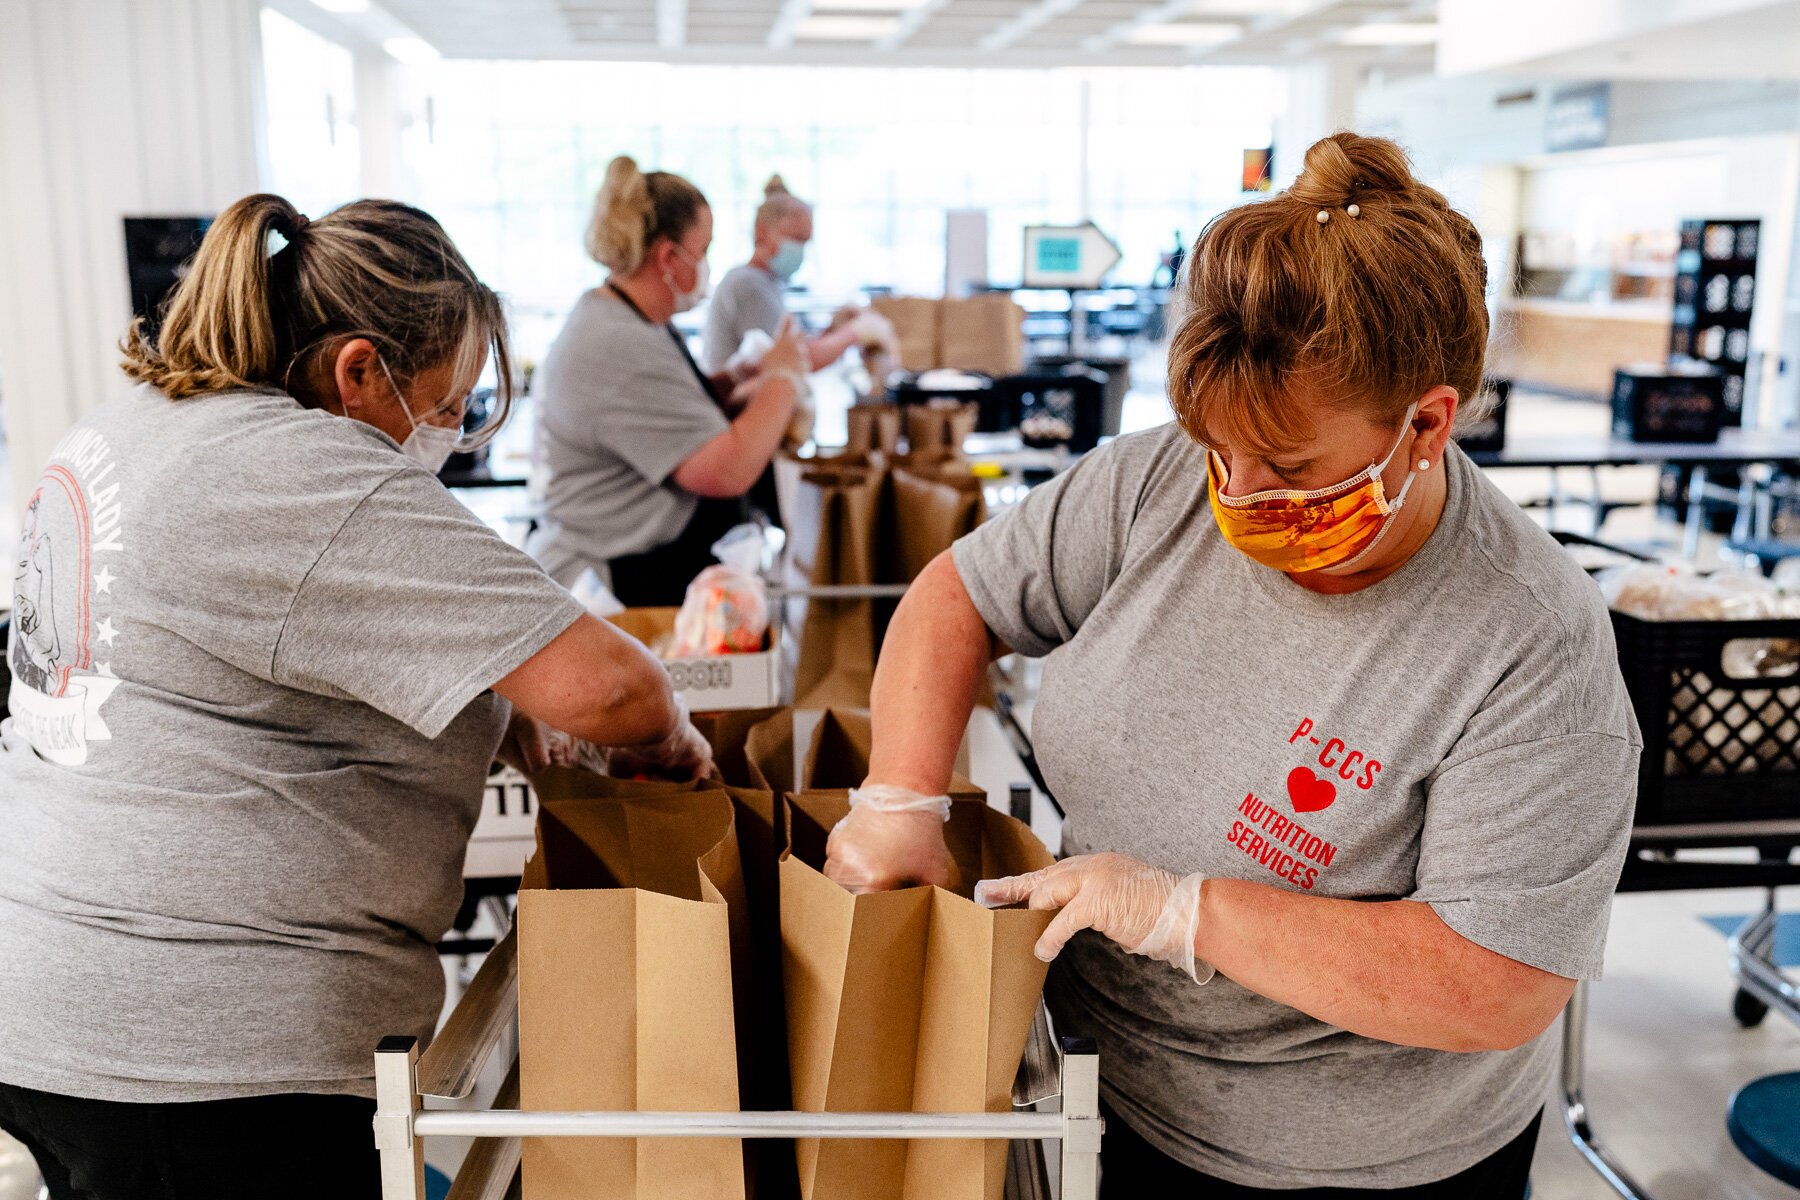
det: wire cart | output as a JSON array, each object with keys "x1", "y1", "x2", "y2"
[
  {"x1": 374, "y1": 924, "x2": 1101, "y2": 1200},
  {"x1": 1558, "y1": 596, "x2": 1800, "y2": 1200}
]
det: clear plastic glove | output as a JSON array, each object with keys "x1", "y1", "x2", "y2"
[
  {"x1": 823, "y1": 784, "x2": 959, "y2": 895},
  {"x1": 496, "y1": 709, "x2": 557, "y2": 774},
  {"x1": 975, "y1": 852, "x2": 1213, "y2": 984},
  {"x1": 761, "y1": 315, "x2": 807, "y2": 378},
  {"x1": 546, "y1": 696, "x2": 716, "y2": 782}
]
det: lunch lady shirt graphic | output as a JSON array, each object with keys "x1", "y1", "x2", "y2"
[{"x1": 8, "y1": 426, "x2": 125, "y2": 766}]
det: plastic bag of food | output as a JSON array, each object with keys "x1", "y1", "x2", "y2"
[
  {"x1": 667, "y1": 525, "x2": 773, "y2": 657},
  {"x1": 1598, "y1": 561, "x2": 1800, "y2": 678},
  {"x1": 1598, "y1": 562, "x2": 1777, "y2": 621}
]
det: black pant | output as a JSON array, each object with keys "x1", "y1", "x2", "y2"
[
  {"x1": 0, "y1": 1082, "x2": 379, "y2": 1200},
  {"x1": 608, "y1": 494, "x2": 749, "y2": 608},
  {"x1": 1099, "y1": 1101, "x2": 1542, "y2": 1199}
]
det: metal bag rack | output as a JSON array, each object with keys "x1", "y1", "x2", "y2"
[{"x1": 374, "y1": 927, "x2": 1103, "y2": 1200}]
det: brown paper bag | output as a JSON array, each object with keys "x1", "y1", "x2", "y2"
[
  {"x1": 801, "y1": 707, "x2": 984, "y2": 799},
  {"x1": 517, "y1": 780, "x2": 749, "y2": 1200},
  {"x1": 888, "y1": 465, "x2": 986, "y2": 583},
  {"x1": 937, "y1": 295, "x2": 1024, "y2": 377},
  {"x1": 869, "y1": 297, "x2": 941, "y2": 373},
  {"x1": 780, "y1": 792, "x2": 1054, "y2": 1200},
  {"x1": 774, "y1": 455, "x2": 886, "y2": 709},
  {"x1": 902, "y1": 403, "x2": 979, "y2": 455},
  {"x1": 694, "y1": 708, "x2": 786, "y2": 791},
  {"x1": 845, "y1": 403, "x2": 902, "y2": 455}
]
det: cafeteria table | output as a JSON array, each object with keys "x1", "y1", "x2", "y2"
[{"x1": 1467, "y1": 429, "x2": 1800, "y2": 543}]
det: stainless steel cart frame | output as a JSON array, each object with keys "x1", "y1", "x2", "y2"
[
  {"x1": 1563, "y1": 825, "x2": 1800, "y2": 1200},
  {"x1": 373, "y1": 929, "x2": 1103, "y2": 1200}
]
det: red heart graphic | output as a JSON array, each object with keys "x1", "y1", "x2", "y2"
[{"x1": 1287, "y1": 766, "x2": 1337, "y2": 814}]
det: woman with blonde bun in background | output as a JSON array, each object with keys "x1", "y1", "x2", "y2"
[
  {"x1": 530, "y1": 157, "x2": 807, "y2": 605},
  {"x1": 701, "y1": 174, "x2": 863, "y2": 377}
]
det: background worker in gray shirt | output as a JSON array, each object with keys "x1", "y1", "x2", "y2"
[
  {"x1": 531, "y1": 157, "x2": 806, "y2": 604},
  {"x1": 701, "y1": 174, "x2": 862, "y2": 376},
  {"x1": 827, "y1": 133, "x2": 1641, "y2": 1197},
  {"x1": 0, "y1": 193, "x2": 708, "y2": 1200}
]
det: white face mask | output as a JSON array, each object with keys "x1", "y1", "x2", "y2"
[
  {"x1": 400, "y1": 423, "x2": 460, "y2": 474},
  {"x1": 667, "y1": 246, "x2": 711, "y2": 314},
  {"x1": 379, "y1": 357, "x2": 462, "y2": 474}
]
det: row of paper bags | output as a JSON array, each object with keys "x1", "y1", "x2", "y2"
[
  {"x1": 775, "y1": 448, "x2": 987, "y2": 711},
  {"x1": 515, "y1": 707, "x2": 1055, "y2": 1200}
]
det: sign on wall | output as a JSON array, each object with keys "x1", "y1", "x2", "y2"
[{"x1": 1545, "y1": 82, "x2": 1611, "y2": 153}]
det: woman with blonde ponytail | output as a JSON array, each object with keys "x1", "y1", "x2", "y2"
[
  {"x1": 531, "y1": 156, "x2": 808, "y2": 604},
  {"x1": 700, "y1": 172, "x2": 863, "y2": 375},
  {"x1": 0, "y1": 192, "x2": 710, "y2": 1199}
]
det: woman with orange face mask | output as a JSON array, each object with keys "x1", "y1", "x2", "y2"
[{"x1": 824, "y1": 133, "x2": 1642, "y2": 1197}]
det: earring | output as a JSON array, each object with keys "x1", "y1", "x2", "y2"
[{"x1": 1418, "y1": 459, "x2": 1431, "y2": 471}]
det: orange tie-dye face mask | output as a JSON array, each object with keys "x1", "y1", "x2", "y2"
[{"x1": 1207, "y1": 403, "x2": 1418, "y2": 575}]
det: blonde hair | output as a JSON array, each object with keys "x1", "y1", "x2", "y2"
[
  {"x1": 1168, "y1": 132, "x2": 1491, "y2": 454},
  {"x1": 120, "y1": 193, "x2": 512, "y2": 436},
  {"x1": 585, "y1": 156, "x2": 708, "y2": 274},
  {"x1": 755, "y1": 173, "x2": 810, "y2": 233}
]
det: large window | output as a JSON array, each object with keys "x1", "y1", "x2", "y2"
[
  {"x1": 395, "y1": 60, "x2": 1278, "y2": 363},
  {"x1": 260, "y1": 9, "x2": 360, "y2": 217}
]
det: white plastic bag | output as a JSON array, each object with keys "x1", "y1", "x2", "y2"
[
  {"x1": 667, "y1": 525, "x2": 774, "y2": 658},
  {"x1": 724, "y1": 328, "x2": 776, "y2": 384},
  {"x1": 568, "y1": 568, "x2": 626, "y2": 619}
]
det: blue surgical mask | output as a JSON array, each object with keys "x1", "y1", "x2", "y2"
[{"x1": 769, "y1": 237, "x2": 806, "y2": 282}]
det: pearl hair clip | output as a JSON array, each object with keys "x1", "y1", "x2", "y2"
[{"x1": 1316, "y1": 203, "x2": 1362, "y2": 225}]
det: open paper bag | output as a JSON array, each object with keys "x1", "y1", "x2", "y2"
[
  {"x1": 846, "y1": 403, "x2": 902, "y2": 455},
  {"x1": 774, "y1": 455, "x2": 884, "y2": 709},
  {"x1": 517, "y1": 777, "x2": 751, "y2": 1200},
  {"x1": 903, "y1": 403, "x2": 979, "y2": 455},
  {"x1": 780, "y1": 791, "x2": 1053, "y2": 1200}
]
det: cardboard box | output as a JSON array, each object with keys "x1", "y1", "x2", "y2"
[
  {"x1": 780, "y1": 792, "x2": 1053, "y2": 1200},
  {"x1": 610, "y1": 607, "x2": 783, "y2": 711},
  {"x1": 517, "y1": 780, "x2": 751, "y2": 1200},
  {"x1": 869, "y1": 297, "x2": 942, "y2": 374},
  {"x1": 937, "y1": 295, "x2": 1025, "y2": 378}
]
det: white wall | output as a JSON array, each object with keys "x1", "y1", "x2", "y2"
[
  {"x1": 0, "y1": 0, "x2": 265, "y2": 518},
  {"x1": 1437, "y1": 0, "x2": 1794, "y2": 78}
]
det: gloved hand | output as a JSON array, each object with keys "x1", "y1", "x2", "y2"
[
  {"x1": 761, "y1": 315, "x2": 808, "y2": 378},
  {"x1": 824, "y1": 784, "x2": 959, "y2": 895},
  {"x1": 544, "y1": 696, "x2": 716, "y2": 782},
  {"x1": 975, "y1": 853, "x2": 1213, "y2": 984},
  {"x1": 496, "y1": 708, "x2": 558, "y2": 774}
]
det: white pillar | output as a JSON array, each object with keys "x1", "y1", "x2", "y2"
[
  {"x1": 0, "y1": 0, "x2": 265, "y2": 519},
  {"x1": 1758, "y1": 99, "x2": 1800, "y2": 431},
  {"x1": 1272, "y1": 57, "x2": 1362, "y2": 190},
  {"x1": 356, "y1": 51, "x2": 407, "y2": 201}
]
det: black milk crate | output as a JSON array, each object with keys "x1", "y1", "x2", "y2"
[{"x1": 1613, "y1": 610, "x2": 1800, "y2": 826}]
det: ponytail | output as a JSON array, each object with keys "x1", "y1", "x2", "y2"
[
  {"x1": 121, "y1": 194, "x2": 301, "y2": 398},
  {"x1": 585, "y1": 155, "x2": 708, "y2": 274},
  {"x1": 119, "y1": 194, "x2": 515, "y2": 441},
  {"x1": 755, "y1": 174, "x2": 809, "y2": 233}
]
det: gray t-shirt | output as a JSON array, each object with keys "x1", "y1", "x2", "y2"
[
  {"x1": 952, "y1": 424, "x2": 1640, "y2": 1189},
  {"x1": 530, "y1": 289, "x2": 730, "y2": 586},
  {"x1": 0, "y1": 384, "x2": 584, "y2": 1103},
  {"x1": 700, "y1": 264, "x2": 786, "y2": 374}
]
